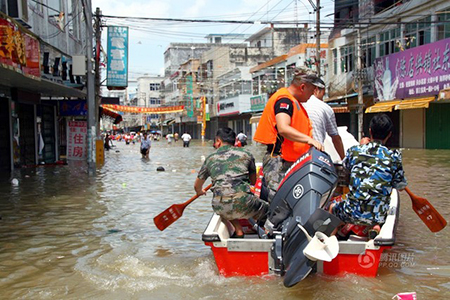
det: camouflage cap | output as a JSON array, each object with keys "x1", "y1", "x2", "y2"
[{"x1": 292, "y1": 67, "x2": 323, "y2": 88}]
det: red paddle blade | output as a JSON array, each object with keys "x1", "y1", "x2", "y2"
[
  {"x1": 406, "y1": 188, "x2": 447, "y2": 233},
  {"x1": 411, "y1": 197, "x2": 447, "y2": 233},
  {"x1": 153, "y1": 204, "x2": 185, "y2": 231}
]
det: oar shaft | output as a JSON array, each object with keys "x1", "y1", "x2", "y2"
[{"x1": 185, "y1": 184, "x2": 212, "y2": 207}]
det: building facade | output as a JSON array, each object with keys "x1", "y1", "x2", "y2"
[
  {"x1": 327, "y1": 0, "x2": 450, "y2": 149},
  {"x1": 0, "y1": 1, "x2": 89, "y2": 172}
]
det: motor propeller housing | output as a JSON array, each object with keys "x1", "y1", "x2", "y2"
[{"x1": 266, "y1": 148, "x2": 342, "y2": 287}]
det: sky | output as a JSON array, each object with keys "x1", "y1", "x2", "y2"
[{"x1": 91, "y1": 0, "x2": 335, "y2": 80}]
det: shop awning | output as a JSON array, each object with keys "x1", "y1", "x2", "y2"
[
  {"x1": 394, "y1": 96, "x2": 435, "y2": 110},
  {"x1": 100, "y1": 106, "x2": 123, "y2": 124},
  {"x1": 325, "y1": 93, "x2": 358, "y2": 103},
  {"x1": 332, "y1": 106, "x2": 350, "y2": 113},
  {"x1": 163, "y1": 118, "x2": 175, "y2": 126},
  {"x1": 249, "y1": 114, "x2": 262, "y2": 124},
  {"x1": 365, "y1": 100, "x2": 401, "y2": 113}
]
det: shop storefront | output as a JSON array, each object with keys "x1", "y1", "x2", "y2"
[
  {"x1": 366, "y1": 37, "x2": 450, "y2": 149},
  {"x1": 0, "y1": 15, "x2": 86, "y2": 170}
]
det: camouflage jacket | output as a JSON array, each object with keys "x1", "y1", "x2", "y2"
[
  {"x1": 198, "y1": 145, "x2": 256, "y2": 197},
  {"x1": 343, "y1": 141, "x2": 407, "y2": 223}
]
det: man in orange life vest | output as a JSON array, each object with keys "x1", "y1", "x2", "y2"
[{"x1": 253, "y1": 67, "x2": 324, "y2": 202}]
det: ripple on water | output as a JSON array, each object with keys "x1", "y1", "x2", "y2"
[{"x1": 1, "y1": 142, "x2": 449, "y2": 299}]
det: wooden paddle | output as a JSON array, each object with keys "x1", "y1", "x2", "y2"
[
  {"x1": 154, "y1": 184, "x2": 212, "y2": 231},
  {"x1": 405, "y1": 187, "x2": 447, "y2": 233}
]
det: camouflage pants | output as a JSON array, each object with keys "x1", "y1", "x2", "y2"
[
  {"x1": 262, "y1": 153, "x2": 293, "y2": 203},
  {"x1": 212, "y1": 191, "x2": 268, "y2": 221}
]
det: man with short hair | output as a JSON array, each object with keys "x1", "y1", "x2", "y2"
[
  {"x1": 194, "y1": 128, "x2": 268, "y2": 237},
  {"x1": 303, "y1": 78, "x2": 345, "y2": 160},
  {"x1": 330, "y1": 114, "x2": 407, "y2": 228},
  {"x1": 253, "y1": 67, "x2": 324, "y2": 202}
]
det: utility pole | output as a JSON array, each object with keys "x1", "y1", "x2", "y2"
[
  {"x1": 316, "y1": 0, "x2": 321, "y2": 77},
  {"x1": 356, "y1": 28, "x2": 364, "y2": 141},
  {"x1": 84, "y1": 0, "x2": 96, "y2": 174},
  {"x1": 94, "y1": 7, "x2": 102, "y2": 136}
]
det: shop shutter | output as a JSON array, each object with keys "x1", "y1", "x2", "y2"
[{"x1": 426, "y1": 103, "x2": 450, "y2": 149}]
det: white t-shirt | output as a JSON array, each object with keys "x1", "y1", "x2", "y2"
[
  {"x1": 181, "y1": 133, "x2": 192, "y2": 142},
  {"x1": 303, "y1": 95, "x2": 339, "y2": 144},
  {"x1": 236, "y1": 132, "x2": 247, "y2": 142}
]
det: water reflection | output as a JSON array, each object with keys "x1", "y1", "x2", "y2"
[{"x1": 0, "y1": 141, "x2": 449, "y2": 299}]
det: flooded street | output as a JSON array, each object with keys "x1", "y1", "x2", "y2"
[{"x1": 0, "y1": 140, "x2": 449, "y2": 299}]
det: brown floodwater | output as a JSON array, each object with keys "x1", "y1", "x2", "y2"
[{"x1": 0, "y1": 140, "x2": 449, "y2": 299}]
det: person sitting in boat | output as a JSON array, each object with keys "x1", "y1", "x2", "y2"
[
  {"x1": 329, "y1": 114, "x2": 407, "y2": 235},
  {"x1": 194, "y1": 127, "x2": 268, "y2": 238}
]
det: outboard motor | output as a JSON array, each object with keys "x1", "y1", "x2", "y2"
[{"x1": 267, "y1": 147, "x2": 342, "y2": 287}]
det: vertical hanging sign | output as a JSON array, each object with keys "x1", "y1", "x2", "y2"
[
  {"x1": 106, "y1": 26, "x2": 129, "y2": 89},
  {"x1": 67, "y1": 121, "x2": 87, "y2": 160},
  {"x1": 186, "y1": 75, "x2": 194, "y2": 117}
]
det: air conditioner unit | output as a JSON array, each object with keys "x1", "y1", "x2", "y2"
[{"x1": 7, "y1": 0, "x2": 31, "y2": 29}]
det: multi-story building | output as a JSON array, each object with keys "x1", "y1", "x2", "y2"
[
  {"x1": 216, "y1": 67, "x2": 253, "y2": 137},
  {"x1": 136, "y1": 75, "x2": 163, "y2": 130},
  {"x1": 328, "y1": 0, "x2": 450, "y2": 149},
  {"x1": 0, "y1": 1, "x2": 89, "y2": 171},
  {"x1": 199, "y1": 27, "x2": 314, "y2": 139}
]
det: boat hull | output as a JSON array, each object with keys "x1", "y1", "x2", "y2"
[{"x1": 202, "y1": 189, "x2": 399, "y2": 280}]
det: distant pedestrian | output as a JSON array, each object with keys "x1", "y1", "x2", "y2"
[
  {"x1": 104, "y1": 134, "x2": 111, "y2": 151},
  {"x1": 140, "y1": 132, "x2": 151, "y2": 159},
  {"x1": 236, "y1": 131, "x2": 248, "y2": 147},
  {"x1": 167, "y1": 133, "x2": 174, "y2": 144},
  {"x1": 181, "y1": 132, "x2": 192, "y2": 147},
  {"x1": 174, "y1": 132, "x2": 179, "y2": 142}
]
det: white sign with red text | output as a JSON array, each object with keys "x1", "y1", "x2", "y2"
[{"x1": 67, "y1": 121, "x2": 87, "y2": 160}]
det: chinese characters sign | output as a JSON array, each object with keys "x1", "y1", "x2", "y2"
[
  {"x1": 59, "y1": 100, "x2": 87, "y2": 116},
  {"x1": 106, "y1": 26, "x2": 129, "y2": 89},
  {"x1": 374, "y1": 37, "x2": 450, "y2": 101},
  {"x1": 250, "y1": 95, "x2": 268, "y2": 111},
  {"x1": 101, "y1": 104, "x2": 184, "y2": 114},
  {"x1": 0, "y1": 16, "x2": 40, "y2": 78},
  {"x1": 67, "y1": 121, "x2": 87, "y2": 161}
]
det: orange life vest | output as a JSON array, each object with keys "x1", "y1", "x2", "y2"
[{"x1": 253, "y1": 87, "x2": 312, "y2": 162}]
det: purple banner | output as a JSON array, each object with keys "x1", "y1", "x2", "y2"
[{"x1": 374, "y1": 37, "x2": 450, "y2": 101}]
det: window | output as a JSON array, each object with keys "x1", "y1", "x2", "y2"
[
  {"x1": 405, "y1": 16, "x2": 431, "y2": 49},
  {"x1": 374, "y1": 0, "x2": 400, "y2": 15},
  {"x1": 47, "y1": 0, "x2": 61, "y2": 15},
  {"x1": 241, "y1": 81, "x2": 251, "y2": 94},
  {"x1": 362, "y1": 37, "x2": 376, "y2": 67},
  {"x1": 67, "y1": 0, "x2": 80, "y2": 39},
  {"x1": 379, "y1": 28, "x2": 401, "y2": 57},
  {"x1": 150, "y1": 83, "x2": 160, "y2": 91},
  {"x1": 0, "y1": 0, "x2": 6, "y2": 14},
  {"x1": 438, "y1": 9, "x2": 450, "y2": 40},
  {"x1": 252, "y1": 76, "x2": 260, "y2": 95},
  {"x1": 333, "y1": 49, "x2": 338, "y2": 75},
  {"x1": 261, "y1": 71, "x2": 277, "y2": 96},
  {"x1": 149, "y1": 98, "x2": 160, "y2": 105},
  {"x1": 276, "y1": 68, "x2": 285, "y2": 89},
  {"x1": 340, "y1": 45, "x2": 354, "y2": 73}
]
